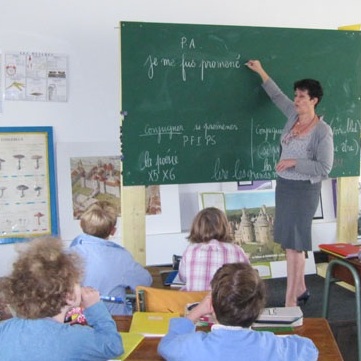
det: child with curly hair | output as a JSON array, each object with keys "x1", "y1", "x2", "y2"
[{"x1": 0, "y1": 237, "x2": 123, "y2": 361}]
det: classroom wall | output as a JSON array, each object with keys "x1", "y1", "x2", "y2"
[{"x1": 0, "y1": 0, "x2": 360, "y2": 276}]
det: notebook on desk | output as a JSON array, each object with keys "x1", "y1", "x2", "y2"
[
  {"x1": 252, "y1": 306, "x2": 303, "y2": 328},
  {"x1": 109, "y1": 332, "x2": 144, "y2": 360},
  {"x1": 319, "y1": 243, "x2": 361, "y2": 259},
  {"x1": 129, "y1": 312, "x2": 180, "y2": 337}
]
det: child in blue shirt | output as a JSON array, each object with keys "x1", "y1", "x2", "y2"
[
  {"x1": 0, "y1": 237, "x2": 123, "y2": 361},
  {"x1": 70, "y1": 201, "x2": 152, "y2": 315},
  {"x1": 158, "y1": 262, "x2": 318, "y2": 361}
]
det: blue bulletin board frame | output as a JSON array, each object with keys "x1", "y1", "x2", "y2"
[{"x1": 0, "y1": 126, "x2": 58, "y2": 244}]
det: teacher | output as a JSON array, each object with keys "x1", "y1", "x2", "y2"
[{"x1": 246, "y1": 60, "x2": 334, "y2": 307}]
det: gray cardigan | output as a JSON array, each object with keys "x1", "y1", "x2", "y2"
[{"x1": 262, "y1": 78, "x2": 334, "y2": 183}]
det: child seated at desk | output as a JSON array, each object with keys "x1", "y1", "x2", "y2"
[
  {"x1": 0, "y1": 237, "x2": 123, "y2": 361},
  {"x1": 178, "y1": 207, "x2": 249, "y2": 291},
  {"x1": 158, "y1": 262, "x2": 318, "y2": 361},
  {"x1": 70, "y1": 201, "x2": 152, "y2": 315}
]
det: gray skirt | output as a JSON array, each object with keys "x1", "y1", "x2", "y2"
[{"x1": 274, "y1": 176, "x2": 321, "y2": 251}]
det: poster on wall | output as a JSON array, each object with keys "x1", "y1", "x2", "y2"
[
  {"x1": 4, "y1": 51, "x2": 68, "y2": 102},
  {"x1": 70, "y1": 155, "x2": 122, "y2": 220},
  {"x1": 0, "y1": 126, "x2": 58, "y2": 244},
  {"x1": 57, "y1": 142, "x2": 181, "y2": 241},
  {"x1": 70, "y1": 155, "x2": 162, "y2": 220}
]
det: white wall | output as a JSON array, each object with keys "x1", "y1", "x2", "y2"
[{"x1": 0, "y1": 0, "x2": 359, "y2": 275}]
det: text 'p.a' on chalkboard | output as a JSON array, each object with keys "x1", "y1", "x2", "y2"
[{"x1": 120, "y1": 21, "x2": 361, "y2": 186}]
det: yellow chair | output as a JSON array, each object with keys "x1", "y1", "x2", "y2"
[{"x1": 135, "y1": 286, "x2": 208, "y2": 316}]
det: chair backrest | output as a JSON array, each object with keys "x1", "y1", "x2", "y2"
[{"x1": 136, "y1": 286, "x2": 208, "y2": 316}]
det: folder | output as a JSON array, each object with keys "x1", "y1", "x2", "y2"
[
  {"x1": 110, "y1": 332, "x2": 144, "y2": 360},
  {"x1": 129, "y1": 311, "x2": 180, "y2": 337},
  {"x1": 319, "y1": 243, "x2": 361, "y2": 259}
]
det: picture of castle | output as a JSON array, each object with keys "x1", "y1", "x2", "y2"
[{"x1": 225, "y1": 190, "x2": 286, "y2": 264}]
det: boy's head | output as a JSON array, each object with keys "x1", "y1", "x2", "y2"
[
  {"x1": 1, "y1": 237, "x2": 83, "y2": 319},
  {"x1": 188, "y1": 207, "x2": 231, "y2": 244},
  {"x1": 80, "y1": 201, "x2": 118, "y2": 239},
  {"x1": 211, "y1": 263, "x2": 266, "y2": 327}
]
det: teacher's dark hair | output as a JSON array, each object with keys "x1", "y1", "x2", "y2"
[{"x1": 294, "y1": 79, "x2": 323, "y2": 107}]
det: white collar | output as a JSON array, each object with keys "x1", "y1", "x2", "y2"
[{"x1": 211, "y1": 323, "x2": 250, "y2": 331}]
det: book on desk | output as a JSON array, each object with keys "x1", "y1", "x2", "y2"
[
  {"x1": 252, "y1": 306, "x2": 303, "y2": 328},
  {"x1": 129, "y1": 311, "x2": 180, "y2": 337},
  {"x1": 319, "y1": 242, "x2": 361, "y2": 259}
]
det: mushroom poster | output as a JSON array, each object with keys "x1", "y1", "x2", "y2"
[{"x1": 0, "y1": 127, "x2": 57, "y2": 244}]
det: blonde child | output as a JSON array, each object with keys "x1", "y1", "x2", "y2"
[{"x1": 70, "y1": 201, "x2": 152, "y2": 315}]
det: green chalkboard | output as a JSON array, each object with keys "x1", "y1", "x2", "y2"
[{"x1": 120, "y1": 21, "x2": 361, "y2": 186}]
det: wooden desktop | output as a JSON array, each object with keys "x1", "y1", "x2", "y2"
[{"x1": 113, "y1": 315, "x2": 343, "y2": 361}]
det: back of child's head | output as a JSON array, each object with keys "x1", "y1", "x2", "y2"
[
  {"x1": 211, "y1": 263, "x2": 266, "y2": 327},
  {"x1": 1, "y1": 237, "x2": 83, "y2": 319},
  {"x1": 187, "y1": 207, "x2": 231, "y2": 244},
  {"x1": 80, "y1": 201, "x2": 117, "y2": 239}
]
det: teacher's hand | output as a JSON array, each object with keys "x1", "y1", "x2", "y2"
[
  {"x1": 245, "y1": 59, "x2": 269, "y2": 82},
  {"x1": 276, "y1": 159, "x2": 296, "y2": 172},
  {"x1": 245, "y1": 59, "x2": 263, "y2": 72}
]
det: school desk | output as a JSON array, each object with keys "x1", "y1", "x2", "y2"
[
  {"x1": 323, "y1": 254, "x2": 361, "y2": 287},
  {"x1": 112, "y1": 316, "x2": 343, "y2": 361}
]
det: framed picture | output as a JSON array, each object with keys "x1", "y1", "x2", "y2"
[
  {"x1": 237, "y1": 180, "x2": 273, "y2": 191},
  {"x1": 200, "y1": 192, "x2": 226, "y2": 212},
  {"x1": 0, "y1": 126, "x2": 58, "y2": 244},
  {"x1": 237, "y1": 181, "x2": 253, "y2": 187}
]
